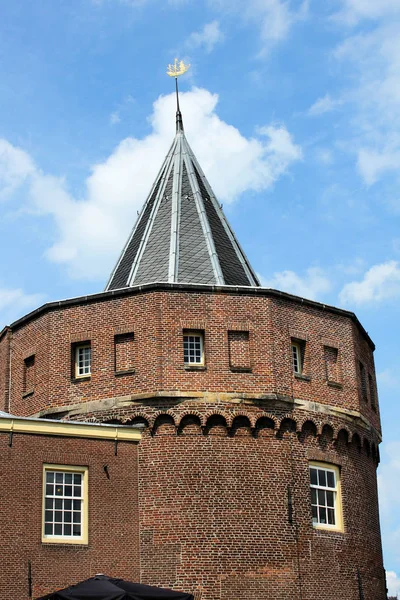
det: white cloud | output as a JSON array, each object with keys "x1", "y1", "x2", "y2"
[
  {"x1": 0, "y1": 287, "x2": 44, "y2": 327},
  {"x1": 109, "y1": 111, "x2": 121, "y2": 125},
  {"x1": 209, "y1": 0, "x2": 308, "y2": 54},
  {"x1": 308, "y1": 94, "x2": 343, "y2": 116},
  {"x1": 185, "y1": 21, "x2": 224, "y2": 53},
  {"x1": 260, "y1": 267, "x2": 331, "y2": 300},
  {"x1": 335, "y1": 257, "x2": 366, "y2": 276},
  {"x1": 0, "y1": 88, "x2": 301, "y2": 282},
  {"x1": 333, "y1": 21, "x2": 400, "y2": 185},
  {"x1": 358, "y1": 147, "x2": 400, "y2": 186},
  {"x1": 339, "y1": 260, "x2": 400, "y2": 305},
  {"x1": 335, "y1": 0, "x2": 400, "y2": 25},
  {"x1": 315, "y1": 148, "x2": 334, "y2": 165},
  {"x1": 0, "y1": 140, "x2": 35, "y2": 200},
  {"x1": 387, "y1": 571, "x2": 400, "y2": 597},
  {"x1": 377, "y1": 368, "x2": 400, "y2": 389},
  {"x1": 94, "y1": 0, "x2": 184, "y2": 6}
]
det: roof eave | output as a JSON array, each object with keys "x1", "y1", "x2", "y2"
[{"x1": 6, "y1": 282, "x2": 375, "y2": 350}]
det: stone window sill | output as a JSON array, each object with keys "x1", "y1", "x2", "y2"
[
  {"x1": 115, "y1": 369, "x2": 136, "y2": 376},
  {"x1": 184, "y1": 365, "x2": 206, "y2": 372},
  {"x1": 230, "y1": 366, "x2": 252, "y2": 373},
  {"x1": 294, "y1": 373, "x2": 311, "y2": 382},
  {"x1": 41, "y1": 542, "x2": 89, "y2": 548},
  {"x1": 71, "y1": 376, "x2": 91, "y2": 383},
  {"x1": 327, "y1": 380, "x2": 342, "y2": 389},
  {"x1": 22, "y1": 389, "x2": 34, "y2": 398}
]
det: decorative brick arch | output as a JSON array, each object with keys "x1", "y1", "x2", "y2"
[
  {"x1": 204, "y1": 409, "x2": 231, "y2": 427},
  {"x1": 300, "y1": 419, "x2": 318, "y2": 437},
  {"x1": 177, "y1": 411, "x2": 204, "y2": 428},
  {"x1": 320, "y1": 423, "x2": 335, "y2": 439},
  {"x1": 351, "y1": 431, "x2": 362, "y2": 450},
  {"x1": 152, "y1": 412, "x2": 177, "y2": 435},
  {"x1": 204, "y1": 413, "x2": 229, "y2": 433},
  {"x1": 335, "y1": 426, "x2": 351, "y2": 443},
  {"x1": 363, "y1": 437, "x2": 371, "y2": 456},
  {"x1": 278, "y1": 416, "x2": 298, "y2": 433},
  {"x1": 231, "y1": 411, "x2": 256, "y2": 428},
  {"x1": 229, "y1": 414, "x2": 252, "y2": 437},
  {"x1": 122, "y1": 413, "x2": 150, "y2": 428},
  {"x1": 177, "y1": 413, "x2": 203, "y2": 434},
  {"x1": 255, "y1": 413, "x2": 277, "y2": 430}
]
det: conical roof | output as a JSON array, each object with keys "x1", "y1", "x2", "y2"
[{"x1": 106, "y1": 110, "x2": 259, "y2": 290}]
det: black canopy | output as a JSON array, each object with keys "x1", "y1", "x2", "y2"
[{"x1": 37, "y1": 575, "x2": 194, "y2": 600}]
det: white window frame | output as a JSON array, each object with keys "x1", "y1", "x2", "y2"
[
  {"x1": 291, "y1": 341, "x2": 303, "y2": 375},
  {"x1": 74, "y1": 343, "x2": 91, "y2": 378},
  {"x1": 309, "y1": 462, "x2": 343, "y2": 532},
  {"x1": 42, "y1": 464, "x2": 88, "y2": 545},
  {"x1": 183, "y1": 331, "x2": 204, "y2": 366}
]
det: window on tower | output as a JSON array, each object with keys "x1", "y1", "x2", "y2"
[
  {"x1": 183, "y1": 330, "x2": 204, "y2": 367},
  {"x1": 72, "y1": 342, "x2": 92, "y2": 379},
  {"x1": 291, "y1": 339, "x2": 305, "y2": 375},
  {"x1": 309, "y1": 462, "x2": 343, "y2": 531}
]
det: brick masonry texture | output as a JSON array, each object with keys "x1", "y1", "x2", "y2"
[
  {"x1": 0, "y1": 288, "x2": 381, "y2": 432},
  {"x1": 0, "y1": 286, "x2": 386, "y2": 599},
  {"x1": 0, "y1": 433, "x2": 140, "y2": 600}
]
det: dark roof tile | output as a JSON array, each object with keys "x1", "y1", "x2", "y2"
[{"x1": 106, "y1": 129, "x2": 259, "y2": 290}]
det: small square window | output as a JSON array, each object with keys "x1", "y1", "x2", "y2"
[
  {"x1": 42, "y1": 464, "x2": 88, "y2": 544},
  {"x1": 309, "y1": 462, "x2": 343, "y2": 531},
  {"x1": 73, "y1": 343, "x2": 91, "y2": 378},
  {"x1": 183, "y1": 331, "x2": 204, "y2": 366},
  {"x1": 291, "y1": 340, "x2": 305, "y2": 375}
]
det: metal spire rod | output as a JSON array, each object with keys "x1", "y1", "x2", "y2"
[
  {"x1": 167, "y1": 58, "x2": 190, "y2": 133},
  {"x1": 175, "y1": 77, "x2": 183, "y2": 132}
]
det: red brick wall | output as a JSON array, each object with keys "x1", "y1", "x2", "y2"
[
  {"x1": 0, "y1": 287, "x2": 385, "y2": 600},
  {"x1": 0, "y1": 416, "x2": 385, "y2": 600},
  {"x1": 137, "y1": 420, "x2": 385, "y2": 600},
  {"x1": 0, "y1": 432, "x2": 140, "y2": 600},
  {"x1": 4, "y1": 288, "x2": 381, "y2": 434}
]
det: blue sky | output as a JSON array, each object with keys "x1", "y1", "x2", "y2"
[{"x1": 1, "y1": 0, "x2": 400, "y2": 592}]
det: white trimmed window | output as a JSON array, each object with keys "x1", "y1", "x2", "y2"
[
  {"x1": 74, "y1": 343, "x2": 91, "y2": 378},
  {"x1": 309, "y1": 462, "x2": 342, "y2": 531},
  {"x1": 291, "y1": 340, "x2": 304, "y2": 375},
  {"x1": 183, "y1": 331, "x2": 204, "y2": 365},
  {"x1": 42, "y1": 465, "x2": 88, "y2": 544}
]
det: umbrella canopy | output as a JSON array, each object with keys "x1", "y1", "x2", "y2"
[{"x1": 37, "y1": 575, "x2": 194, "y2": 600}]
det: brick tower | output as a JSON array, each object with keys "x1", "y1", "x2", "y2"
[{"x1": 0, "y1": 86, "x2": 385, "y2": 600}]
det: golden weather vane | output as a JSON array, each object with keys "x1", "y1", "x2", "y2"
[
  {"x1": 167, "y1": 58, "x2": 191, "y2": 78},
  {"x1": 167, "y1": 59, "x2": 190, "y2": 132}
]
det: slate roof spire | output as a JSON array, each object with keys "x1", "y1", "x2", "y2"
[{"x1": 106, "y1": 69, "x2": 260, "y2": 291}]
